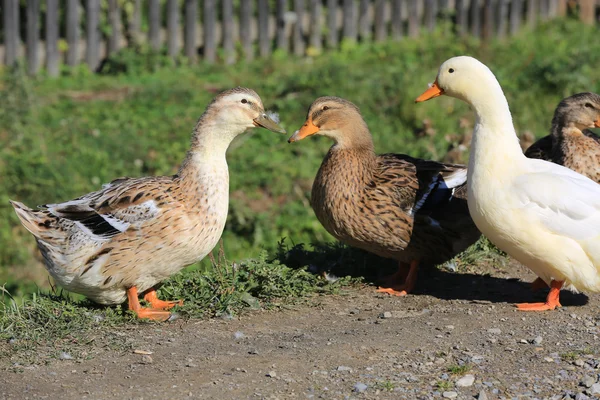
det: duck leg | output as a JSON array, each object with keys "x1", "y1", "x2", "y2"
[
  {"x1": 516, "y1": 280, "x2": 563, "y2": 311},
  {"x1": 143, "y1": 288, "x2": 183, "y2": 310},
  {"x1": 127, "y1": 287, "x2": 172, "y2": 321},
  {"x1": 376, "y1": 260, "x2": 419, "y2": 297},
  {"x1": 530, "y1": 277, "x2": 548, "y2": 291}
]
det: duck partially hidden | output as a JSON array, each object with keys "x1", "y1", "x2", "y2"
[
  {"x1": 11, "y1": 87, "x2": 285, "y2": 321},
  {"x1": 416, "y1": 56, "x2": 600, "y2": 311},
  {"x1": 525, "y1": 92, "x2": 600, "y2": 183},
  {"x1": 288, "y1": 97, "x2": 480, "y2": 296}
]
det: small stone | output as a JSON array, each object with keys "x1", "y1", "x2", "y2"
[
  {"x1": 266, "y1": 371, "x2": 277, "y2": 378},
  {"x1": 233, "y1": 331, "x2": 245, "y2": 340},
  {"x1": 581, "y1": 376, "x2": 596, "y2": 388},
  {"x1": 337, "y1": 366, "x2": 352, "y2": 372},
  {"x1": 544, "y1": 357, "x2": 555, "y2": 363},
  {"x1": 443, "y1": 391, "x2": 458, "y2": 399},
  {"x1": 456, "y1": 374, "x2": 475, "y2": 387},
  {"x1": 533, "y1": 336, "x2": 543, "y2": 345},
  {"x1": 519, "y1": 339, "x2": 529, "y2": 344},
  {"x1": 487, "y1": 328, "x2": 502, "y2": 335},
  {"x1": 588, "y1": 383, "x2": 600, "y2": 395},
  {"x1": 353, "y1": 383, "x2": 368, "y2": 393},
  {"x1": 59, "y1": 352, "x2": 73, "y2": 360},
  {"x1": 445, "y1": 325, "x2": 455, "y2": 330},
  {"x1": 477, "y1": 390, "x2": 489, "y2": 400},
  {"x1": 186, "y1": 361, "x2": 197, "y2": 368},
  {"x1": 380, "y1": 312, "x2": 392, "y2": 319},
  {"x1": 575, "y1": 393, "x2": 590, "y2": 400},
  {"x1": 574, "y1": 359, "x2": 586, "y2": 367},
  {"x1": 141, "y1": 355, "x2": 153, "y2": 364}
]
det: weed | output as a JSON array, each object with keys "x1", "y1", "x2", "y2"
[
  {"x1": 447, "y1": 364, "x2": 471, "y2": 375},
  {"x1": 436, "y1": 380, "x2": 453, "y2": 390}
]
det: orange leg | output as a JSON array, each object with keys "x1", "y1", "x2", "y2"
[
  {"x1": 127, "y1": 287, "x2": 172, "y2": 321},
  {"x1": 517, "y1": 280, "x2": 563, "y2": 311},
  {"x1": 530, "y1": 277, "x2": 548, "y2": 291},
  {"x1": 376, "y1": 260, "x2": 419, "y2": 297},
  {"x1": 143, "y1": 288, "x2": 183, "y2": 310}
]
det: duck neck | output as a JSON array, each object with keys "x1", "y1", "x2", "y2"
[
  {"x1": 321, "y1": 126, "x2": 377, "y2": 185},
  {"x1": 178, "y1": 119, "x2": 239, "y2": 183},
  {"x1": 467, "y1": 86, "x2": 525, "y2": 181}
]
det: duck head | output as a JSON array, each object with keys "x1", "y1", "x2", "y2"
[{"x1": 552, "y1": 92, "x2": 600, "y2": 131}]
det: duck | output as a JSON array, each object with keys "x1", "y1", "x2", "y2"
[
  {"x1": 416, "y1": 56, "x2": 600, "y2": 311},
  {"x1": 525, "y1": 92, "x2": 600, "y2": 183},
  {"x1": 10, "y1": 87, "x2": 285, "y2": 321},
  {"x1": 288, "y1": 96, "x2": 481, "y2": 296}
]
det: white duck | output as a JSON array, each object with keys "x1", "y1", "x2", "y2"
[{"x1": 415, "y1": 56, "x2": 600, "y2": 311}]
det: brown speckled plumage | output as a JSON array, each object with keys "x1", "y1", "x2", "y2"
[
  {"x1": 291, "y1": 97, "x2": 480, "y2": 294},
  {"x1": 525, "y1": 92, "x2": 600, "y2": 183},
  {"x1": 11, "y1": 87, "x2": 284, "y2": 317}
]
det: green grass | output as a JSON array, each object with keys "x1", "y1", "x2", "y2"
[
  {"x1": 447, "y1": 364, "x2": 471, "y2": 375},
  {"x1": 436, "y1": 380, "x2": 453, "y2": 391},
  {"x1": 1, "y1": 18, "x2": 599, "y2": 331}
]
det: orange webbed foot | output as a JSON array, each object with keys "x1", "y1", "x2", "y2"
[
  {"x1": 376, "y1": 260, "x2": 419, "y2": 297},
  {"x1": 143, "y1": 289, "x2": 183, "y2": 310},
  {"x1": 127, "y1": 287, "x2": 177, "y2": 321},
  {"x1": 133, "y1": 307, "x2": 173, "y2": 321},
  {"x1": 516, "y1": 280, "x2": 563, "y2": 312},
  {"x1": 376, "y1": 286, "x2": 410, "y2": 297}
]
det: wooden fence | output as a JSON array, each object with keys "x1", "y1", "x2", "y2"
[{"x1": 1, "y1": 0, "x2": 598, "y2": 76}]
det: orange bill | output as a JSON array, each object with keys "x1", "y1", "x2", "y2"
[
  {"x1": 288, "y1": 119, "x2": 320, "y2": 143},
  {"x1": 415, "y1": 80, "x2": 444, "y2": 103},
  {"x1": 594, "y1": 118, "x2": 600, "y2": 128}
]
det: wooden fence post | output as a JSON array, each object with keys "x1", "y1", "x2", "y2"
[
  {"x1": 510, "y1": 0, "x2": 523, "y2": 35},
  {"x1": 374, "y1": 0, "x2": 387, "y2": 41},
  {"x1": 66, "y1": 0, "x2": 79, "y2": 66},
  {"x1": 240, "y1": 0, "x2": 253, "y2": 60},
  {"x1": 456, "y1": 0, "x2": 468, "y2": 35},
  {"x1": 327, "y1": 0, "x2": 338, "y2": 48},
  {"x1": 46, "y1": 0, "x2": 60, "y2": 76},
  {"x1": 579, "y1": 0, "x2": 595, "y2": 24},
  {"x1": 149, "y1": 0, "x2": 161, "y2": 51},
  {"x1": 358, "y1": 0, "x2": 370, "y2": 40},
  {"x1": 258, "y1": 0, "x2": 271, "y2": 57},
  {"x1": 27, "y1": 0, "x2": 40, "y2": 75},
  {"x1": 425, "y1": 0, "x2": 438, "y2": 32},
  {"x1": 392, "y1": 0, "x2": 403, "y2": 40},
  {"x1": 293, "y1": 0, "x2": 306, "y2": 55},
  {"x1": 185, "y1": 0, "x2": 198, "y2": 64},
  {"x1": 408, "y1": 0, "x2": 419, "y2": 37},
  {"x1": 527, "y1": 0, "x2": 539, "y2": 27},
  {"x1": 482, "y1": 0, "x2": 494, "y2": 40},
  {"x1": 496, "y1": 0, "x2": 509, "y2": 38},
  {"x1": 343, "y1": 0, "x2": 357, "y2": 42},
  {"x1": 276, "y1": 0, "x2": 289, "y2": 52},
  {"x1": 3, "y1": 0, "x2": 20, "y2": 66},
  {"x1": 204, "y1": 0, "x2": 216, "y2": 63},
  {"x1": 167, "y1": 0, "x2": 179, "y2": 59},
  {"x1": 128, "y1": 0, "x2": 142, "y2": 45},
  {"x1": 223, "y1": 0, "x2": 235, "y2": 64},
  {"x1": 86, "y1": 0, "x2": 100, "y2": 71},
  {"x1": 471, "y1": 0, "x2": 481, "y2": 38},
  {"x1": 309, "y1": 0, "x2": 323, "y2": 51},
  {"x1": 107, "y1": 0, "x2": 121, "y2": 56}
]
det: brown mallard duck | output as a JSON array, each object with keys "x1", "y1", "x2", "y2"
[
  {"x1": 288, "y1": 96, "x2": 480, "y2": 296},
  {"x1": 11, "y1": 87, "x2": 285, "y2": 321},
  {"x1": 525, "y1": 92, "x2": 600, "y2": 183}
]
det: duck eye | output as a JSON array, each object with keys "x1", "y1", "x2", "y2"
[
  {"x1": 241, "y1": 99, "x2": 248, "y2": 104},
  {"x1": 585, "y1": 102, "x2": 593, "y2": 109},
  {"x1": 449, "y1": 68, "x2": 455, "y2": 73},
  {"x1": 322, "y1": 106, "x2": 329, "y2": 111}
]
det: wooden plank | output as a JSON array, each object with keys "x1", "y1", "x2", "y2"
[
  {"x1": 425, "y1": 0, "x2": 437, "y2": 32},
  {"x1": 276, "y1": 0, "x2": 288, "y2": 51},
  {"x1": 3, "y1": 0, "x2": 19, "y2": 66},
  {"x1": 167, "y1": 0, "x2": 179, "y2": 58},
  {"x1": 579, "y1": 0, "x2": 595, "y2": 24},
  {"x1": 343, "y1": 0, "x2": 357, "y2": 41},
  {"x1": 293, "y1": 0, "x2": 306, "y2": 55},
  {"x1": 309, "y1": 0, "x2": 322, "y2": 51},
  {"x1": 46, "y1": 0, "x2": 60, "y2": 76},
  {"x1": 240, "y1": 0, "x2": 253, "y2": 60},
  {"x1": 86, "y1": 0, "x2": 100, "y2": 71},
  {"x1": 496, "y1": 0, "x2": 509, "y2": 39},
  {"x1": 258, "y1": 0, "x2": 271, "y2": 57},
  {"x1": 128, "y1": 0, "x2": 142, "y2": 45},
  {"x1": 510, "y1": 0, "x2": 523, "y2": 35},
  {"x1": 107, "y1": 0, "x2": 121, "y2": 55},
  {"x1": 327, "y1": 0, "x2": 338, "y2": 48},
  {"x1": 408, "y1": 0, "x2": 419, "y2": 37},
  {"x1": 470, "y1": 0, "x2": 481, "y2": 38},
  {"x1": 482, "y1": 0, "x2": 494, "y2": 40},
  {"x1": 539, "y1": 0, "x2": 549, "y2": 20},
  {"x1": 358, "y1": 0, "x2": 370, "y2": 40},
  {"x1": 455, "y1": 0, "x2": 468, "y2": 35},
  {"x1": 148, "y1": 0, "x2": 161, "y2": 51},
  {"x1": 223, "y1": 0, "x2": 235, "y2": 64},
  {"x1": 184, "y1": 0, "x2": 198, "y2": 63},
  {"x1": 527, "y1": 0, "x2": 538, "y2": 27},
  {"x1": 392, "y1": 0, "x2": 403, "y2": 40},
  {"x1": 203, "y1": 0, "x2": 216, "y2": 62},
  {"x1": 374, "y1": 0, "x2": 387, "y2": 41},
  {"x1": 66, "y1": 0, "x2": 79, "y2": 66},
  {"x1": 548, "y1": 0, "x2": 558, "y2": 17},
  {"x1": 556, "y1": 0, "x2": 567, "y2": 16},
  {"x1": 27, "y1": 0, "x2": 40, "y2": 75}
]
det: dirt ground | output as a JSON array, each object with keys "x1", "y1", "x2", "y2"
[{"x1": 1, "y1": 260, "x2": 599, "y2": 400}]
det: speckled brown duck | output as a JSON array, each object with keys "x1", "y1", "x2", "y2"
[
  {"x1": 525, "y1": 92, "x2": 600, "y2": 183},
  {"x1": 288, "y1": 96, "x2": 480, "y2": 296},
  {"x1": 10, "y1": 87, "x2": 285, "y2": 321}
]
